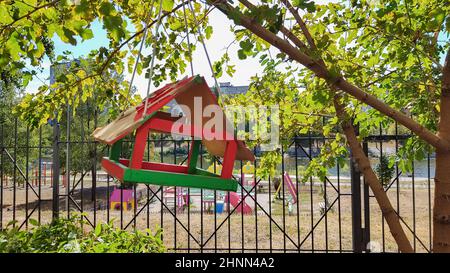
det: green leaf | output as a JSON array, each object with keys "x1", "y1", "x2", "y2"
[
  {"x1": 226, "y1": 65, "x2": 236, "y2": 76},
  {"x1": 29, "y1": 218, "x2": 39, "y2": 226},
  {"x1": 6, "y1": 36, "x2": 22, "y2": 61},
  {"x1": 94, "y1": 224, "x2": 102, "y2": 237},
  {"x1": 99, "y1": 2, "x2": 115, "y2": 16},
  {"x1": 268, "y1": 10, "x2": 284, "y2": 34},
  {"x1": 205, "y1": 26, "x2": 213, "y2": 40},
  {"x1": 22, "y1": 72, "x2": 33, "y2": 87},
  {"x1": 61, "y1": 27, "x2": 78, "y2": 46},
  {"x1": 0, "y1": 5, "x2": 13, "y2": 24},
  {"x1": 162, "y1": 0, "x2": 174, "y2": 12},
  {"x1": 74, "y1": 0, "x2": 90, "y2": 15},
  {"x1": 103, "y1": 15, "x2": 125, "y2": 42},
  {"x1": 292, "y1": 0, "x2": 316, "y2": 12},
  {"x1": 237, "y1": 49, "x2": 247, "y2": 60},
  {"x1": 80, "y1": 28, "x2": 94, "y2": 41},
  {"x1": 239, "y1": 39, "x2": 253, "y2": 51}
]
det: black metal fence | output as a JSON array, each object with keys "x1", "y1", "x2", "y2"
[{"x1": 0, "y1": 113, "x2": 434, "y2": 253}]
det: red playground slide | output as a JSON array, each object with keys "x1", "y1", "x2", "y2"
[
  {"x1": 225, "y1": 192, "x2": 252, "y2": 214},
  {"x1": 283, "y1": 172, "x2": 298, "y2": 204}
]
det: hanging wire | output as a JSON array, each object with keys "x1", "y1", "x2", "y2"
[
  {"x1": 187, "y1": 0, "x2": 222, "y2": 98},
  {"x1": 143, "y1": 0, "x2": 165, "y2": 118},
  {"x1": 125, "y1": 0, "x2": 157, "y2": 108}
]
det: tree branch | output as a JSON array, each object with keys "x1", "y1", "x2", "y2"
[
  {"x1": 280, "y1": 0, "x2": 316, "y2": 50},
  {"x1": 238, "y1": 0, "x2": 310, "y2": 53},
  {"x1": 210, "y1": 0, "x2": 450, "y2": 151},
  {"x1": 0, "y1": 0, "x2": 61, "y2": 35}
]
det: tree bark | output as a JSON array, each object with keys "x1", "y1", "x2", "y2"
[
  {"x1": 434, "y1": 48, "x2": 450, "y2": 252},
  {"x1": 334, "y1": 95, "x2": 413, "y2": 253}
]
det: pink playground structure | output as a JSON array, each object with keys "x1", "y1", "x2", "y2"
[
  {"x1": 110, "y1": 187, "x2": 135, "y2": 211},
  {"x1": 273, "y1": 172, "x2": 298, "y2": 204},
  {"x1": 224, "y1": 192, "x2": 252, "y2": 214},
  {"x1": 163, "y1": 187, "x2": 189, "y2": 212},
  {"x1": 283, "y1": 172, "x2": 298, "y2": 204},
  {"x1": 222, "y1": 175, "x2": 254, "y2": 214}
]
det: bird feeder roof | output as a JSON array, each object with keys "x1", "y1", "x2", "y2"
[{"x1": 92, "y1": 75, "x2": 255, "y2": 161}]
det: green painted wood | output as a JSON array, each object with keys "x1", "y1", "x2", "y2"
[
  {"x1": 123, "y1": 168, "x2": 238, "y2": 191},
  {"x1": 140, "y1": 111, "x2": 157, "y2": 124},
  {"x1": 109, "y1": 140, "x2": 122, "y2": 161},
  {"x1": 188, "y1": 140, "x2": 201, "y2": 174},
  {"x1": 194, "y1": 167, "x2": 219, "y2": 177},
  {"x1": 193, "y1": 75, "x2": 203, "y2": 84}
]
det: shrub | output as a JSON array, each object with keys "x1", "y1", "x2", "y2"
[
  {"x1": 375, "y1": 155, "x2": 394, "y2": 189},
  {"x1": 0, "y1": 216, "x2": 165, "y2": 253}
]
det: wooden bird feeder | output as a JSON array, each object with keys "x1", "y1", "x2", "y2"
[{"x1": 92, "y1": 76, "x2": 255, "y2": 192}]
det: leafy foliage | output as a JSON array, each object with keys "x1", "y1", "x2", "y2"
[
  {"x1": 220, "y1": 0, "x2": 449, "y2": 178},
  {"x1": 3, "y1": 0, "x2": 450, "y2": 181},
  {"x1": 0, "y1": 215, "x2": 165, "y2": 253},
  {"x1": 2, "y1": 0, "x2": 212, "y2": 127}
]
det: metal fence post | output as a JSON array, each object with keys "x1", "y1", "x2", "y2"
[
  {"x1": 52, "y1": 120, "x2": 60, "y2": 220},
  {"x1": 91, "y1": 105, "x2": 98, "y2": 227},
  {"x1": 362, "y1": 141, "x2": 371, "y2": 251},
  {"x1": 0, "y1": 121, "x2": 3, "y2": 229}
]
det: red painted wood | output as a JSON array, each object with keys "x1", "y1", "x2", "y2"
[
  {"x1": 143, "y1": 115, "x2": 235, "y2": 140},
  {"x1": 102, "y1": 158, "x2": 125, "y2": 180},
  {"x1": 134, "y1": 76, "x2": 194, "y2": 120},
  {"x1": 220, "y1": 140, "x2": 238, "y2": 179},
  {"x1": 129, "y1": 126, "x2": 149, "y2": 169},
  {"x1": 119, "y1": 159, "x2": 188, "y2": 174}
]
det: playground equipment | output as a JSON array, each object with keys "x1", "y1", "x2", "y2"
[
  {"x1": 215, "y1": 200, "x2": 225, "y2": 213},
  {"x1": 242, "y1": 161, "x2": 255, "y2": 174},
  {"x1": 163, "y1": 187, "x2": 190, "y2": 212},
  {"x1": 110, "y1": 187, "x2": 135, "y2": 211},
  {"x1": 92, "y1": 76, "x2": 254, "y2": 192},
  {"x1": 31, "y1": 160, "x2": 52, "y2": 186},
  {"x1": 273, "y1": 172, "x2": 298, "y2": 204},
  {"x1": 241, "y1": 161, "x2": 256, "y2": 187},
  {"x1": 225, "y1": 192, "x2": 252, "y2": 214},
  {"x1": 207, "y1": 163, "x2": 222, "y2": 175}
]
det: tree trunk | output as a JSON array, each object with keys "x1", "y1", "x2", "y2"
[
  {"x1": 334, "y1": 95, "x2": 413, "y2": 253},
  {"x1": 434, "y1": 49, "x2": 450, "y2": 252}
]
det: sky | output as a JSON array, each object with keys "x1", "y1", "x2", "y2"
[{"x1": 25, "y1": 8, "x2": 268, "y2": 98}]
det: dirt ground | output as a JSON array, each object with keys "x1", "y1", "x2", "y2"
[{"x1": 0, "y1": 177, "x2": 434, "y2": 253}]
